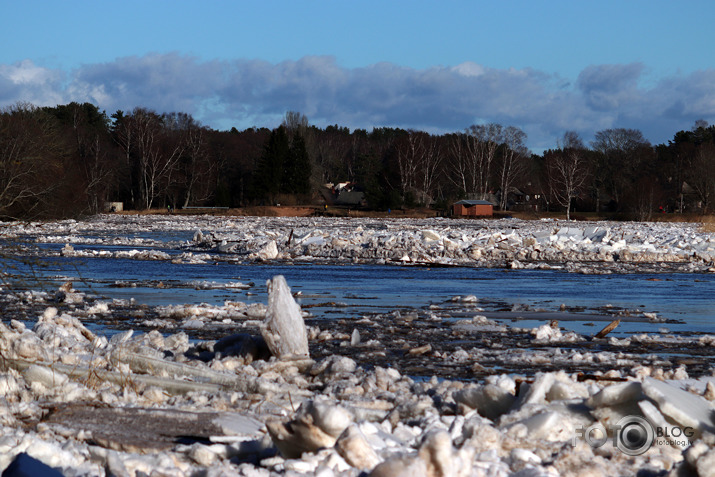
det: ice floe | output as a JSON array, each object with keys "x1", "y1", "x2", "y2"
[{"x1": 3, "y1": 214, "x2": 714, "y2": 273}]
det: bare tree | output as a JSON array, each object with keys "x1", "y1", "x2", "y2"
[
  {"x1": 448, "y1": 133, "x2": 469, "y2": 195},
  {"x1": 448, "y1": 124, "x2": 502, "y2": 200},
  {"x1": 64, "y1": 102, "x2": 114, "y2": 214},
  {"x1": 693, "y1": 119, "x2": 710, "y2": 131},
  {"x1": 172, "y1": 114, "x2": 216, "y2": 208},
  {"x1": 688, "y1": 142, "x2": 715, "y2": 212},
  {"x1": 546, "y1": 132, "x2": 590, "y2": 219},
  {"x1": 0, "y1": 103, "x2": 65, "y2": 218},
  {"x1": 133, "y1": 109, "x2": 162, "y2": 209},
  {"x1": 417, "y1": 133, "x2": 443, "y2": 205},
  {"x1": 626, "y1": 176, "x2": 664, "y2": 221},
  {"x1": 281, "y1": 111, "x2": 309, "y2": 137},
  {"x1": 591, "y1": 128, "x2": 651, "y2": 210},
  {"x1": 121, "y1": 108, "x2": 186, "y2": 210},
  {"x1": 82, "y1": 133, "x2": 113, "y2": 213},
  {"x1": 560, "y1": 130, "x2": 585, "y2": 150},
  {"x1": 111, "y1": 110, "x2": 137, "y2": 207},
  {"x1": 396, "y1": 131, "x2": 422, "y2": 201},
  {"x1": 469, "y1": 123, "x2": 502, "y2": 200},
  {"x1": 496, "y1": 126, "x2": 528, "y2": 210},
  {"x1": 314, "y1": 127, "x2": 351, "y2": 183}
]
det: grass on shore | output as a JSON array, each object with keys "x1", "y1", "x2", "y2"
[{"x1": 700, "y1": 216, "x2": 715, "y2": 233}]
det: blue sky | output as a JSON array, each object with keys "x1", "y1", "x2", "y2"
[{"x1": 2, "y1": 1, "x2": 714, "y2": 151}]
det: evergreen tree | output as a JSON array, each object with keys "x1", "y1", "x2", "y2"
[
  {"x1": 253, "y1": 126, "x2": 289, "y2": 201},
  {"x1": 284, "y1": 132, "x2": 312, "y2": 194}
]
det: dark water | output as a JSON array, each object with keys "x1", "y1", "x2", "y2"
[{"x1": 6, "y1": 242, "x2": 714, "y2": 338}]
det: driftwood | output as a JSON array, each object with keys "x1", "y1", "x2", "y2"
[
  {"x1": 408, "y1": 344, "x2": 432, "y2": 356},
  {"x1": 594, "y1": 319, "x2": 620, "y2": 339}
]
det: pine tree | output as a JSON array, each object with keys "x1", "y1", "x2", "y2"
[
  {"x1": 284, "y1": 132, "x2": 312, "y2": 194},
  {"x1": 254, "y1": 126, "x2": 289, "y2": 201}
]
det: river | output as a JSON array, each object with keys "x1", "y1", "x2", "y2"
[{"x1": 4, "y1": 240, "x2": 714, "y2": 339}]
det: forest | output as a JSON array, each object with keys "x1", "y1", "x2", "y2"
[{"x1": 0, "y1": 101, "x2": 713, "y2": 220}]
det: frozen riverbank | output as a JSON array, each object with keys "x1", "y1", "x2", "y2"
[
  {"x1": 4, "y1": 214, "x2": 715, "y2": 273},
  {"x1": 1, "y1": 275, "x2": 715, "y2": 476},
  {"x1": 1, "y1": 215, "x2": 715, "y2": 475}
]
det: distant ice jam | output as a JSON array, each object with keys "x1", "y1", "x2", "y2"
[{"x1": 574, "y1": 416, "x2": 694, "y2": 456}]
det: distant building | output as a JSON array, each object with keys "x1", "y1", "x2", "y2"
[
  {"x1": 506, "y1": 187, "x2": 543, "y2": 212},
  {"x1": 451, "y1": 199, "x2": 493, "y2": 217}
]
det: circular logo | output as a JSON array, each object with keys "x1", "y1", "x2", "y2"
[{"x1": 615, "y1": 416, "x2": 654, "y2": 456}]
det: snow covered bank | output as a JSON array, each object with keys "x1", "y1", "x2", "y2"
[
  {"x1": 5, "y1": 214, "x2": 713, "y2": 273},
  {"x1": 188, "y1": 216, "x2": 715, "y2": 272}
]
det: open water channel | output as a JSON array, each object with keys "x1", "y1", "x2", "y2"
[{"x1": 3, "y1": 240, "x2": 714, "y2": 339}]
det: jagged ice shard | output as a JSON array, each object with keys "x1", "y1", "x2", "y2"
[{"x1": 261, "y1": 275, "x2": 310, "y2": 360}]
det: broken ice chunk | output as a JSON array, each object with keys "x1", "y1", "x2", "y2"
[
  {"x1": 642, "y1": 377, "x2": 715, "y2": 436},
  {"x1": 210, "y1": 412, "x2": 264, "y2": 440},
  {"x1": 455, "y1": 384, "x2": 515, "y2": 420},
  {"x1": 336, "y1": 424, "x2": 381, "y2": 471},
  {"x1": 422, "y1": 230, "x2": 441, "y2": 242},
  {"x1": 261, "y1": 275, "x2": 310, "y2": 360},
  {"x1": 267, "y1": 400, "x2": 353, "y2": 458},
  {"x1": 23, "y1": 365, "x2": 69, "y2": 388},
  {"x1": 256, "y1": 240, "x2": 279, "y2": 260},
  {"x1": 587, "y1": 381, "x2": 644, "y2": 409}
]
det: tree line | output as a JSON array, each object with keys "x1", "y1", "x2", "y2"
[{"x1": 0, "y1": 101, "x2": 713, "y2": 219}]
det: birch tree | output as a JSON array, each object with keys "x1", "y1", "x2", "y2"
[
  {"x1": 396, "y1": 130, "x2": 422, "y2": 201},
  {"x1": 417, "y1": 133, "x2": 442, "y2": 205},
  {"x1": 496, "y1": 126, "x2": 528, "y2": 210},
  {"x1": 545, "y1": 132, "x2": 590, "y2": 219},
  {"x1": 118, "y1": 108, "x2": 186, "y2": 210},
  {"x1": 469, "y1": 123, "x2": 502, "y2": 200},
  {"x1": 448, "y1": 133, "x2": 469, "y2": 195},
  {"x1": 448, "y1": 124, "x2": 502, "y2": 200},
  {"x1": 163, "y1": 113, "x2": 215, "y2": 208}
]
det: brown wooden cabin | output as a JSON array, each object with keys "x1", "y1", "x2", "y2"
[{"x1": 451, "y1": 199, "x2": 493, "y2": 217}]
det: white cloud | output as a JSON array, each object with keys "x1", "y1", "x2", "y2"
[
  {"x1": 0, "y1": 60, "x2": 65, "y2": 106},
  {"x1": 452, "y1": 62, "x2": 486, "y2": 77},
  {"x1": 1, "y1": 55, "x2": 714, "y2": 151}
]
